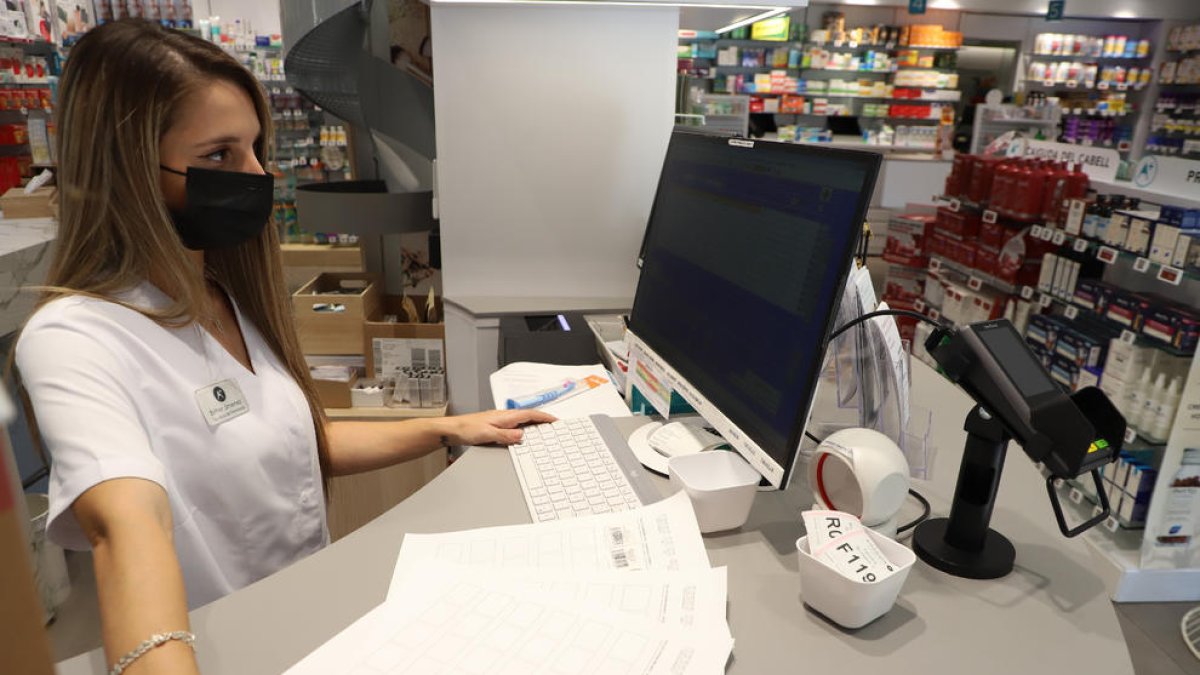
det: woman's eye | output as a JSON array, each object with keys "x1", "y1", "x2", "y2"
[{"x1": 203, "y1": 149, "x2": 228, "y2": 163}]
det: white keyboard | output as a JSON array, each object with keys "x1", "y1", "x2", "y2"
[{"x1": 510, "y1": 415, "x2": 659, "y2": 522}]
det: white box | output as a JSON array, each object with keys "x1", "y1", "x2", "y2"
[
  {"x1": 1038, "y1": 253, "x2": 1057, "y2": 293},
  {"x1": 1151, "y1": 223, "x2": 1180, "y2": 266}
]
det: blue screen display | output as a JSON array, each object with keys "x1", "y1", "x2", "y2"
[{"x1": 630, "y1": 133, "x2": 879, "y2": 484}]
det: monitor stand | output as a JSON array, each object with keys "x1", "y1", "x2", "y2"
[{"x1": 627, "y1": 417, "x2": 724, "y2": 477}]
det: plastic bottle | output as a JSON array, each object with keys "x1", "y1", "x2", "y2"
[
  {"x1": 1136, "y1": 373, "x2": 1167, "y2": 433},
  {"x1": 1127, "y1": 369, "x2": 1153, "y2": 428},
  {"x1": 1150, "y1": 377, "x2": 1183, "y2": 442}
]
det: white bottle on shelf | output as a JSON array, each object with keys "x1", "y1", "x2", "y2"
[
  {"x1": 1126, "y1": 369, "x2": 1152, "y2": 426},
  {"x1": 1136, "y1": 373, "x2": 1167, "y2": 434},
  {"x1": 1150, "y1": 377, "x2": 1183, "y2": 442}
]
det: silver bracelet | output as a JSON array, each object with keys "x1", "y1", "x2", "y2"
[{"x1": 108, "y1": 631, "x2": 196, "y2": 675}]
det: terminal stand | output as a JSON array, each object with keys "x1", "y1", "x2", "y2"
[{"x1": 913, "y1": 405, "x2": 1017, "y2": 580}]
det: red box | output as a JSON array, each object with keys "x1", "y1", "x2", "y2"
[
  {"x1": 882, "y1": 214, "x2": 935, "y2": 267},
  {"x1": 935, "y1": 207, "x2": 981, "y2": 239},
  {"x1": 883, "y1": 263, "x2": 926, "y2": 305}
]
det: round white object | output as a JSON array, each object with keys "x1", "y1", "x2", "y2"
[{"x1": 808, "y1": 428, "x2": 910, "y2": 527}]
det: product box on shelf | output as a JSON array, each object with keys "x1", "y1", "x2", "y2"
[
  {"x1": 1141, "y1": 300, "x2": 1200, "y2": 354},
  {"x1": 1125, "y1": 215, "x2": 1157, "y2": 257},
  {"x1": 1104, "y1": 291, "x2": 1152, "y2": 330},
  {"x1": 1073, "y1": 278, "x2": 1114, "y2": 313},
  {"x1": 883, "y1": 264, "x2": 925, "y2": 306},
  {"x1": 292, "y1": 273, "x2": 382, "y2": 356},
  {"x1": 1173, "y1": 232, "x2": 1200, "y2": 271},
  {"x1": 935, "y1": 206, "x2": 980, "y2": 239},
  {"x1": 882, "y1": 214, "x2": 935, "y2": 267},
  {"x1": 1027, "y1": 313, "x2": 1066, "y2": 351},
  {"x1": 1028, "y1": 341, "x2": 1053, "y2": 369},
  {"x1": 1150, "y1": 221, "x2": 1182, "y2": 266},
  {"x1": 362, "y1": 295, "x2": 446, "y2": 380}
]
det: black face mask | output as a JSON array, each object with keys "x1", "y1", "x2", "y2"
[{"x1": 161, "y1": 165, "x2": 274, "y2": 250}]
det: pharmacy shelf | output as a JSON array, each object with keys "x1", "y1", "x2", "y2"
[
  {"x1": 1035, "y1": 290, "x2": 1195, "y2": 359},
  {"x1": 1030, "y1": 53, "x2": 1152, "y2": 62},
  {"x1": 894, "y1": 67, "x2": 957, "y2": 73},
  {"x1": 1025, "y1": 79, "x2": 1147, "y2": 92},
  {"x1": 928, "y1": 254, "x2": 1019, "y2": 295},
  {"x1": 899, "y1": 45, "x2": 960, "y2": 51}
]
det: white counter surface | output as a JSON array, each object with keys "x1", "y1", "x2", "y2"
[{"x1": 0, "y1": 217, "x2": 56, "y2": 336}]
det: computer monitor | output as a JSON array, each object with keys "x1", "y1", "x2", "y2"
[{"x1": 627, "y1": 132, "x2": 881, "y2": 488}]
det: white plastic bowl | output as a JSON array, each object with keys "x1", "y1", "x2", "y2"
[
  {"x1": 796, "y1": 529, "x2": 915, "y2": 629},
  {"x1": 668, "y1": 450, "x2": 760, "y2": 533}
]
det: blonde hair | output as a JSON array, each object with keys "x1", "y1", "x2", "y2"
[{"x1": 34, "y1": 19, "x2": 332, "y2": 483}]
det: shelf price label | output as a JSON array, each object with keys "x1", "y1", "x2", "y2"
[
  {"x1": 1104, "y1": 516, "x2": 1121, "y2": 533},
  {"x1": 1120, "y1": 329, "x2": 1138, "y2": 345},
  {"x1": 1030, "y1": 225, "x2": 1044, "y2": 239},
  {"x1": 1043, "y1": 79, "x2": 1056, "y2": 88},
  {"x1": 982, "y1": 210, "x2": 998, "y2": 224},
  {"x1": 1134, "y1": 257, "x2": 1151, "y2": 273},
  {"x1": 948, "y1": 198, "x2": 962, "y2": 212},
  {"x1": 1097, "y1": 81, "x2": 1109, "y2": 90},
  {"x1": 1069, "y1": 487, "x2": 1084, "y2": 504},
  {"x1": 1158, "y1": 265, "x2": 1184, "y2": 285},
  {"x1": 1053, "y1": 230, "x2": 1066, "y2": 245},
  {"x1": 1116, "y1": 82, "x2": 1128, "y2": 91},
  {"x1": 1065, "y1": 305, "x2": 1079, "y2": 320},
  {"x1": 1073, "y1": 237, "x2": 1090, "y2": 253},
  {"x1": 1118, "y1": 140, "x2": 1132, "y2": 152},
  {"x1": 968, "y1": 276, "x2": 983, "y2": 291},
  {"x1": 1040, "y1": 294, "x2": 1054, "y2": 308},
  {"x1": 1021, "y1": 286, "x2": 1035, "y2": 300},
  {"x1": 1097, "y1": 246, "x2": 1119, "y2": 264},
  {"x1": 1041, "y1": 227, "x2": 1055, "y2": 242},
  {"x1": 1065, "y1": 79, "x2": 1078, "y2": 89},
  {"x1": 914, "y1": 299, "x2": 926, "y2": 312},
  {"x1": 1124, "y1": 427, "x2": 1138, "y2": 445},
  {"x1": 929, "y1": 258, "x2": 942, "y2": 272},
  {"x1": 929, "y1": 308, "x2": 941, "y2": 320}
]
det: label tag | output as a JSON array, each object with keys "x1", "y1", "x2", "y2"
[
  {"x1": 1116, "y1": 82, "x2": 1128, "y2": 91},
  {"x1": 1073, "y1": 237, "x2": 1089, "y2": 253},
  {"x1": 1065, "y1": 79, "x2": 1078, "y2": 89},
  {"x1": 1069, "y1": 487, "x2": 1083, "y2": 504},
  {"x1": 1117, "y1": 140, "x2": 1131, "y2": 152},
  {"x1": 1040, "y1": 294, "x2": 1054, "y2": 308},
  {"x1": 1030, "y1": 225, "x2": 1044, "y2": 239},
  {"x1": 1120, "y1": 329, "x2": 1137, "y2": 345},
  {"x1": 1097, "y1": 246, "x2": 1118, "y2": 264},
  {"x1": 809, "y1": 528, "x2": 898, "y2": 583},
  {"x1": 1053, "y1": 230, "x2": 1067, "y2": 245},
  {"x1": 1105, "y1": 516, "x2": 1121, "y2": 533},
  {"x1": 1124, "y1": 427, "x2": 1137, "y2": 444},
  {"x1": 1157, "y1": 265, "x2": 1183, "y2": 285},
  {"x1": 1065, "y1": 305, "x2": 1079, "y2": 320},
  {"x1": 1040, "y1": 228, "x2": 1055, "y2": 242},
  {"x1": 1134, "y1": 257, "x2": 1151, "y2": 273},
  {"x1": 914, "y1": 299, "x2": 926, "y2": 312},
  {"x1": 1097, "y1": 81, "x2": 1110, "y2": 90},
  {"x1": 949, "y1": 198, "x2": 961, "y2": 212},
  {"x1": 983, "y1": 210, "x2": 998, "y2": 224},
  {"x1": 929, "y1": 257, "x2": 942, "y2": 272},
  {"x1": 968, "y1": 276, "x2": 983, "y2": 291},
  {"x1": 194, "y1": 378, "x2": 250, "y2": 427},
  {"x1": 1043, "y1": 79, "x2": 1055, "y2": 88},
  {"x1": 929, "y1": 308, "x2": 941, "y2": 320},
  {"x1": 1021, "y1": 286, "x2": 1035, "y2": 300}
]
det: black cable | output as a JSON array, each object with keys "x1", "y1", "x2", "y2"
[
  {"x1": 897, "y1": 488, "x2": 931, "y2": 534},
  {"x1": 829, "y1": 308, "x2": 945, "y2": 343},
  {"x1": 804, "y1": 430, "x2": 822, "y2": 445}
]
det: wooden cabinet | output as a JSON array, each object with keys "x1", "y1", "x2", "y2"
[{"x1": 326, "y1": 447, "x2": 448, "y2": 541}]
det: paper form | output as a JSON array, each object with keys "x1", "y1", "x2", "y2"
[
  {"x1": 388, "y1": 492, "x2": 711, "y2": 599},
  {"x1": 285, "y1": 573, "x2": 734, "y2": 675},
  {"x1": 626, "y1": 341, "x2": 674, "y2": 418},
  {"x1": 389, "y1": 561, "x2": 729, "y2": 633},
  {"x1": 490, "y1": 362, "x2": 631, "y2": 419}
]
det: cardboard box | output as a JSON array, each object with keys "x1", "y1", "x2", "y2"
[
  {"x1": 313, "y1": 372, "x2": 357, "y2": 408},
  {"x1": 293, "y1": 273, "x2": 382, "y2": 355},
  {"x1": 0, "y1": 186, "x2": 54, "y2": 219},
  {"x1": 363, "y1": 295, "x2": 446, "y2": 379},
  {"x1": 1150, "y1": 223, "x2": 1180, "y2": 266}
]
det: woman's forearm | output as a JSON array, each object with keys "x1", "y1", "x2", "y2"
[{"x1": 325, "y1": 418, "x2": 454, "y2": 476}]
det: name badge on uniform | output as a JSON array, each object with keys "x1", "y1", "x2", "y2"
[{"x1": 195, "y1": 379, "x2": 249, "y2": 427}]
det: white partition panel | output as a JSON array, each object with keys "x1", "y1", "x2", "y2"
[{"x1": 430, "y1": 4, "x2": 678, "y2": 299}]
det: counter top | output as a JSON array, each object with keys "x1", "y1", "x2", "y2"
[
  {"x1": 0, "y1": 217, "x2": 56, "y2": 335},
  {"x1": 757, "y1": 133, "x2": 952, "y2": 161},
  {"x1": 55, "y1": 361, "x2": 1135, "y2": 674}
]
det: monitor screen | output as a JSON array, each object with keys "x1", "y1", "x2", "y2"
[{"x1": 629, "y1": 132, "x2": 881, "y2": 487}]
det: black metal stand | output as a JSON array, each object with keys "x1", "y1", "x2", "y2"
[{"x1": 913, "y1": 405, "x2": 1016, "y2": 579}]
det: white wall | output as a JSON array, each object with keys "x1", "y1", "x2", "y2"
[
  {"x1": 200, "y1": 0, "x2": 282, "y2": 36},
  {"x1": 431, "y1": 4, "x2": 678, "y2": 300}
]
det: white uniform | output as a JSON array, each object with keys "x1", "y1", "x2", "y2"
[{"x1": 16, "y1": 282, "x2": 328, "y2": 609}]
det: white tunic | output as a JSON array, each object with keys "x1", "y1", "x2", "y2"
[{"x1": 16, "y1": 282, "x2": 328, "y2": 609}]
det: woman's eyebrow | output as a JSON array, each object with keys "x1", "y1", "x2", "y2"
[{"x1": 192, "y1": 131, "x2": 260, "y2": 148}]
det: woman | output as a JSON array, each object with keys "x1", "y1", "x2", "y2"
[{"x1": 15, "y1": 19, "x2": 552, "y2": 674}]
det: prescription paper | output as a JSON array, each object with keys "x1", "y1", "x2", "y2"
[
  {"x1": 285, "y1": 571, "x2": 734, "y2": 675},
  {"x1": 388, "y1": 491, "x2": 712, "y2": 597},
  {"x1": 490, "y1": 362, "x2": 631, "y2": 419}
]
